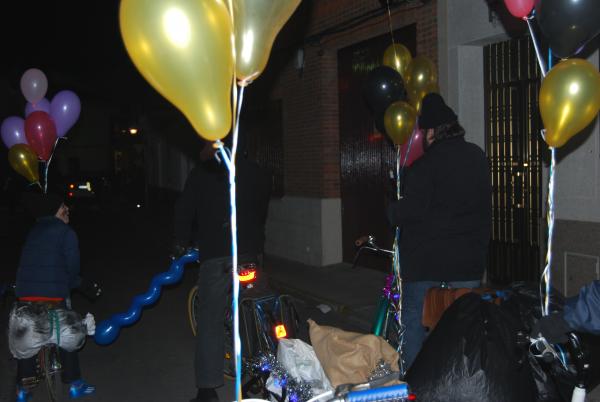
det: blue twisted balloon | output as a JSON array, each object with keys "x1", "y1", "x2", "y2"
[{"x1": 94, "y1": 249, "x2": 199, "y2": 345}]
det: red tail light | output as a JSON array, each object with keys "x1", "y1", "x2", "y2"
[
  {"x1": 68, "y1": 192, "x2": 74, "y2": 197},
  {"x1": 275, "y1": 324, "x2": 287, "y2": 339},
  {"x1": 408, "y1": 394, "x2": 417, "y2": 400},
  {"x1": 239, "y1": 269, "x2": 257, "y2": 284}
]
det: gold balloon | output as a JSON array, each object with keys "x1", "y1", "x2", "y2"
[
  {"x1": 406, "y1": 56, "x2": 439, "y2": 112},
  {"x1": 8, "y1": 144, "x2": 39, "y2": 183},
  {"x1": 230, "y1": 0, "x2": 301, "y2": 86},
  {"x1": 120, "y1": 0, "x2": 233, "y2": 141},
  {"x1": 383, "y1": 101, "x2": 417, "y2": 145},
  {"x1": 540, "y1": 58, "x2": 600, "y2": 148},
  {"x1": 382, "y1": 43, "x2": 412, "y2": 79}
]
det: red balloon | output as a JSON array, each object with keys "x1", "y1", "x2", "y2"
[
  {"x1": 399, "y1": 125, "x2": 425, "y2": 168},
  {"x1": 24, "y1": 111, "x2": 57, "y2": 161},
  {"x1": 503, "y1": 0, "x2": 535, "y2": 19}
]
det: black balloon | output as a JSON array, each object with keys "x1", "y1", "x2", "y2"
[
  {"x1": 363, "y1": 66, "x2": 407, "y2": 115},
  {"x1": 535, "y1": 0, "x2": 600, "y2": 59}
]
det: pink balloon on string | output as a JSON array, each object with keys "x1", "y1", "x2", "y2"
[
  {"x1": 50, "y1": 90, "x2": 81, "y2": 137},
  {"x1": 503, "y1": 0, "x2": 535, "y2": 19},
  {"x1": 399, "y1": 125, "x2": 425, "y2": 168},
  {"x1": 1, "y1": 116, "x2": 28, "y2": 149},
  {"x1": 25, "y1": 98, "x2": 51, "y2": 117},
  {"x1": 20, "y1": 68, "x2": 48, "y2": 104}
]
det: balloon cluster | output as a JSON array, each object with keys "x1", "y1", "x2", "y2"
[
  {"x1": 363, "y1": 44, "x2": 439, "y2": 166},
  {"x1": 119, "y1": 0, "x2": 301, "y2": 142},
  {"x1": 502, "y1": 0, "x2": 600, "y2": 148},
  {"x1": 94, "y1": 249, "x2": 199, "y2": 345},
  {"x1": 1, "y1": 68, "x2": 81, "y2": 186}
]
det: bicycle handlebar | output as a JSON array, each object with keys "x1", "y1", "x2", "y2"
[{"x1": 355, "y1": 236, "x2": 371, "y2": 248}]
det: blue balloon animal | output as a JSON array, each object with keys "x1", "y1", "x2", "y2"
[{"x1": 94, "y1": 249, "x2": 199, "y2": 345}]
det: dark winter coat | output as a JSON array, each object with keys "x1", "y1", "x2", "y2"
[
  {"x1": 387, "y1": 136, "x2": 492, "y2": 282},
  {"x1": 173, "y1": 157, "x2": 271, "y2": 261},
  {"x1": 16, "y1": 216, "x2": 81, "y2": 298}
]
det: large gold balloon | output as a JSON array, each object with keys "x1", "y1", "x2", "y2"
[
  {"x1": 405, "y1": 56, "x2": 438, "y2": 112},
  {"x1": 120, "y1": 0, "x2": 233, "y2": 141},
  {"x1": 383, "y1": 101, "x2": 417, "y2": 145},
  {"x1": 8, "y1": 144, "x2": 39, "y2": 183},
  {"x1": 540, "y1": 59, "x2": 600, "y2": 148},
  {"x1": 382, "y1": 43, "x2": 412, "y2": 79},
  {"x1": 230, "y1": 0, "x2": 301, "y2": 86}
]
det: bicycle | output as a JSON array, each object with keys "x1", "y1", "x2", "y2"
[
  {"x1": 5, "y1": 282, "x2": 99, "y2": 402},
  {"x1": 352, "y1": 235, "x2": 402, "y2": 350},
  {"x1": 187, "y1": 262, "x2": 300, "y2": 398}
]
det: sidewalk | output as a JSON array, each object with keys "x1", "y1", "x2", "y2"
[{"x1": 263, "y1": 255, "x2": 388, "y2": 333}]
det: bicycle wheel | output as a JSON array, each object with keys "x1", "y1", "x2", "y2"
[
  {"x1": 40, "y1": 346, "x2": 62, "y2": 402},
  {"x1": 187, "y1": 286, "x2": 199, "y2": 336},
  {"x1": 382, "y1": 307, "x2": 401, "y2": 351}
]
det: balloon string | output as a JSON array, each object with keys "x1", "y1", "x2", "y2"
[
  {"x1": 541, "y1": 51, "x2": 555, "y2": 316},
  {"x1": 385, "y1": 0, "x2": 398, "y2": 63},
  {"x1": 393, "y1": 145, "x2": 405, "y2": 375},
  {"x1": 43, "y1": 138, "x2": 60, "y2": 194},
  {"x1": 225, "y1": 2, "x2": 242, "y2": 399},
  {"x1": 525, "y1": 17, "x2": 547, "y2": 77}
]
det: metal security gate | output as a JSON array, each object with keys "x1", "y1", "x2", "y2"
[{"x1": 484, "y1": 36, "x2": 544, "y2": 284}]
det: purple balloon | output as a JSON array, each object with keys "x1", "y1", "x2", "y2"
[
  {"x1": 50, "y1": 90, "x2": 81, "y2": 137},
  {"x1": 1, "y1": 116, "x2": 28, "y2": 149},
  {"x1": 25, "y1": 97, "x2": 51, "y2": 117}
]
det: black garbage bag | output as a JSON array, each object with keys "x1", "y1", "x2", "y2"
[
  {"x1": 405, "y1": 293, "x2": 535, "y2": 402},
  {"x1": 504, "y1": 283, "x2": 600, "y2": 399}
]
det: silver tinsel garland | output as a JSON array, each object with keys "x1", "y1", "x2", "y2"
[
  {"x1": 246, "y1": 352, "x2": 314, "y2": 402},
  {"x1": 368, "y1": 359, "x2": 394, "y2": 382}
]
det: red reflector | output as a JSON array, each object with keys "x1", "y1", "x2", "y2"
[
  {"x1": 239, "y1": 269, "x2": 256, "y2": 283},
  {"x1": 408, "y1": 394, "x2": 416, "y2": 400},
  {"x1": 275, "y1": 324, "x2": 287, "y2": 339}
]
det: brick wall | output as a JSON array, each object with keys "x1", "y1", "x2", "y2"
[{"x1": 270, "y1": 0, "x2": 438, "y2": 198}]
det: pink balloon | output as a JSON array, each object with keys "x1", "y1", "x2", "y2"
[
  {"x1": 503, "y1": 0, "x2": 535, "y2": 19},
  {"x1": 20, "y1": 68, "x2": 48, "y2": 104},
  {"x1": 399, "y1": 126, "x2": 425, "y2": 168},
  {"x1": 25, "y1": 98, "x2": 51, "y2": 117}
]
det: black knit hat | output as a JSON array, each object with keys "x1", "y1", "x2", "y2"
[
  {"x1": 22, "y1": 192, "x2": 64, "y2": 219},
  {"x1": 418, "y1": 93, "x2": 458, "y2": 129}
]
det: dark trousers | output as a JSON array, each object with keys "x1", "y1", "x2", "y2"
[
  {"x1": 194, "y1": 256, "x2": 232, "y2": 388},
  {"x1": 18, "y1": 348, "x2": 81, "y2": 384}
]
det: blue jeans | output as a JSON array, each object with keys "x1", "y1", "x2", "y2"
[{"x1": 401, "y1": 280, "x2": 480, "y2": 370}]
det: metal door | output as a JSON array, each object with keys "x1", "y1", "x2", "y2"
[{"x1": 484, "y1": 36, "x2": 544, "y2": 284}]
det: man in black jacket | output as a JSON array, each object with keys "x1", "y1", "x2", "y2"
[
  {"x1": 387, "y1": 93, "x2": 492, "y2": 369},
  {"x1": 173, "y1": 140, "x2": 271, "y2": 402}
]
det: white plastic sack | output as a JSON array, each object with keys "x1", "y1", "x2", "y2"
[
  {"x1": 8, "y1": 303, "x2": 86, "y2": 359},
  {"x1": 266, "y1": 338, "x2": 333, "y2": 400}
]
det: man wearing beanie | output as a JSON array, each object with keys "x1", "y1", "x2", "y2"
[
  {"x1": 12, "y1": 192, "x2": 96, "y2": 400},
  {"x1": 387, "y1": 93, "x2": 492, "y2": 369}
]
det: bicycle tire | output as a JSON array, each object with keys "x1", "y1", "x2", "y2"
[
  {"x1": 41, "y1": 346, "x2": 62, "y2": 402},
  {"x1": 382, "y1": 307, "x2": 401, "y2": 351},
  {"x1": 187, "y1": 286, "x2": 198, "y2": 336}
]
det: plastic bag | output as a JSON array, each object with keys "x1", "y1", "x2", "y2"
[
  {"x1": 266, "y1": 338, "x2": 333, "y2": 399},
  {"x1": 308, "y1": 319, "x2": 399, "y2": 388},
  {"x1": 406, "y1": 293, "x2": 536, "y2": 402},
  {"x1": 8, "y1": 303, "x2": 86, "y2": 359}
]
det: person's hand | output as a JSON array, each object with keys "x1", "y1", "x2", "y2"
[
  {"x1": 171, "y1": 243, "x2": 187, "y2": 260},
  {"x1": 79, "y1": 278, "x2": 102, "y2": 301},
  {"x1": 82, "y1": 313, "x2": 96, "y2": 336},
  {"x1": 531, "y1": 312, "x2": 571, "y2": 344}
]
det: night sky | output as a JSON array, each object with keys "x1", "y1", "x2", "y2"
[{"x1": 0, "y1": 0, "x2": 162, "y2": 112}]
